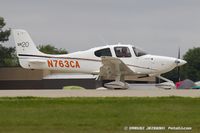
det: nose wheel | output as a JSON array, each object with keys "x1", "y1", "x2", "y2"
[{"x1": 156, "y1": 75, "x2": 176, "y2": 89}]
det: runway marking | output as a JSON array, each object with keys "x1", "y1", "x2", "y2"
[{"x1": 0, "y1": 89, "x2": 200, "y2": 97}]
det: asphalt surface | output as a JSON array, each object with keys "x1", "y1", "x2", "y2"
[{"x1": 0, "y1": 88, "x2": 200, "y2": 97}]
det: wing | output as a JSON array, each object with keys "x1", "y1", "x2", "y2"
[{"x1": 99, "y1": 56, "x2": 136, "y2": 79}]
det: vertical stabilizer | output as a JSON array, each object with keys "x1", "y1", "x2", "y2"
[
  {"x1": 12, "y1": 29, "x2": 46, "y2": 69},
  {"x1": 12, "y1": 29, "x2": 44, "y2": 56}
]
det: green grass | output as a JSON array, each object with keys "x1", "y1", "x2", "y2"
[
  {"x1": 0, "y1": 97, "x2": 200, "y2": 133},
  {"x1": 63, "y1": 86, "x2": 85, "y2": 90}
]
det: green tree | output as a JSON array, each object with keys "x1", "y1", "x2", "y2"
[
  {"x1": 182, "y1": 47, "x2": 200, "y2": 81},
  {"x1": 0, "y1": 45, "x2": 18, "y2": 67},
  {"x1": 0, "y1": 17, "x2": 10, "y2": 42},
  {"x1": 38, "y1": 44, "x2": 68, "y2": 54},
  {"x1": 0, "y1": 17, "x2": 18, "y2": 67}
]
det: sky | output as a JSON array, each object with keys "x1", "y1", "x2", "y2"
[{"x1": 1, "y1": 0, "x2": 200, "y2": 57}]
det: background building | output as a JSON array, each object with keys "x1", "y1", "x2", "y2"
[{"x1": 0, "y1": 67, "x2": 155, "y2": 89}]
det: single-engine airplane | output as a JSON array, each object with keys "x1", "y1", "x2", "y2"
[{"x1": 13, "y1": 29, "x2": 187, "y2": 89}]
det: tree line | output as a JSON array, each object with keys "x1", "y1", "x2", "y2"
[{"x1": 0, "y1": 17, "x2": 200, "y2": 81}]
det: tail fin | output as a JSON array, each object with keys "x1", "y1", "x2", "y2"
[
  {"x1": 12, "y1": 29, "x2": 44, "y2": 56},
  {"x1": 12, "y1": 29, "x2": 46, "y2": 69}
]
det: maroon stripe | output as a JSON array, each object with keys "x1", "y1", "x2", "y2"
[{"x1": 18, "y1": 54, "x2": 101, "y2": 62}]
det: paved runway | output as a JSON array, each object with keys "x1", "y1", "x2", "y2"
[{"x1": 0, "y1": 88, "x2": 200, "y2": 97}]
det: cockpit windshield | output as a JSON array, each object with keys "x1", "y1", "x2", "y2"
[{"x1": 132, "y1": 47, "x2": 147, "y2": 57}]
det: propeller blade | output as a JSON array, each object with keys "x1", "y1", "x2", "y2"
[
  {"x1": 178, "y1": 47, "x2": 180, "y2": 59},
  {"x1": 177, "y1": 67, "x2": 180, "y2": 81},
  {"x1": 177, "y1": 47, "x2": 181, "y2": 81}
]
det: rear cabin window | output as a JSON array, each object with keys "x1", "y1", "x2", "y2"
[
  {"x1": 114, "y1": 47, "x2": 131, "y2": 57},
  {"x1": 94, "y1": 48, "x2": 112, "y2": 57}
]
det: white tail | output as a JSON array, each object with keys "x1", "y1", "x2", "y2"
[
  {"x1": 12, "y1": 29, "x2": 46, "y2": 69},
  {"x1": 12, "y1": 29, "x2": 44, "y2": 56}
]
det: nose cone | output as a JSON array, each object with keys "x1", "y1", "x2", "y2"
[{"x1": 175, "y1": 59, "x2": 187, "y2": 66}]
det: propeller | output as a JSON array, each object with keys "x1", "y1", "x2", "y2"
[
  {"x1": 177, "y1": 47, "x2": 181, "y2": 81},
  {"x1": 175, "y1": 48, "x2": 187, "y2": 82}
]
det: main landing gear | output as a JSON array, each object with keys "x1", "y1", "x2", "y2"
[{"x1": 103, "y1": 74, "x2": 129, "y2": 89}]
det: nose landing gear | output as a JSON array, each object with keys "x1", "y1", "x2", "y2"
[{"x1": 156, "y1": 75, "x2": 176, "y2": 89}]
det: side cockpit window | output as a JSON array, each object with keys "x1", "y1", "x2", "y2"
[
  {"x1": 94, "y1": 48, "x2": 112, "y2": 57},
  {"x1": 133, "y1": 47, "x2": 147, "y2": 57},
  {"x1": 114, "y1": 47, "x2": 131, "y2": 57}
]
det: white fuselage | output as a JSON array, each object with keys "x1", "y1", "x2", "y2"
[
  {"x1": 12, "y1": 29, "x2": 187, "y2": 88},
  {"x1": 18, "y1": 44, "x2": 186, "y2": 76}
]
